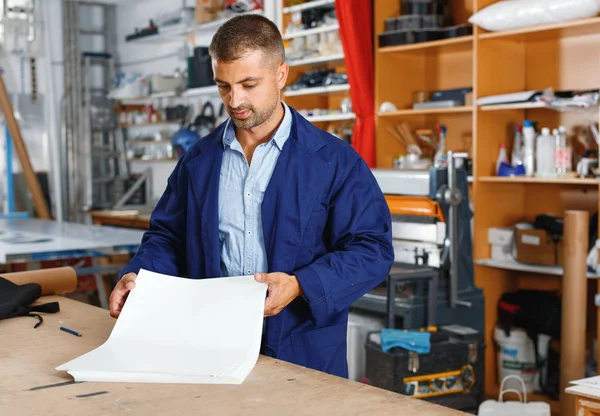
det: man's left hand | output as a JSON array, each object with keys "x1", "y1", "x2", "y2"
[{"x1": 254, "y1": 272, "x2": 303, "y2": 317}]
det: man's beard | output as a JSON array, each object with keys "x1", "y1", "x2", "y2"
[{"x1": 230, "y1": 97, "x2": 279, "y2": 130}]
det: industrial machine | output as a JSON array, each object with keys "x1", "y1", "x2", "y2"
[{"x1": 353, "y1": 152, "x2": 484, "y2": 333}]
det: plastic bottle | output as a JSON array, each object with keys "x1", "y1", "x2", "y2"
[
  {"x1": 522, "y1": 120, "x2": 536, "y2": 177},
  {"x1": 496, "y1": 144, "x2": 508, "y2": 175},
  {"x1": 434, "y1": 125, "x2": 447, "y2": 168},
  {"x1": 555, "y1": 125, "x2": 572, "y2": 175},
  {"x1": 536, "y1": 127, "x2": 555, "y2": 177},
  {"x1": 511, "y1": 124, "x2": 523, "y2": 167}
]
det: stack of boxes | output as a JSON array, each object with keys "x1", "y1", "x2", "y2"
[{"x1": 379, "y1": 0, "x2": 472, "y2": 48}]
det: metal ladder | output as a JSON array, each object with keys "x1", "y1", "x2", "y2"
[{"x1": 62, "y1": 0, "x2": 127, "y2": 222}]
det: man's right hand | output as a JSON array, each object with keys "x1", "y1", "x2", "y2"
[{"x1": 109, "y1": 272, "x2": 137, "y2": 318}]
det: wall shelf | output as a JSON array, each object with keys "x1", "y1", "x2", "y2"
[
  {"x1": 378, "y1": 106, "x2": 473, "y2": 117},
  {"x1": 126, "y1": 158, "x2": 177, "y2": 163},
  {"x1": 478, "y1": 176, "x2": 600, "y2": 185},
  {"x1": 120, "y1": 121, "x2": 181, "y2": 128},
  {"x1": 283, "y1": 0, "x2": 335, "y2": 14},
  {"x1": 287, "y1": 53, "x2": 344, "y2": 67},
  {"x1": 476, "y1": 259, "x2": 598, "y2": 279},
  {"x1": 126, "y1": 139, "x2": 172, "y2": 144},
  {"x1": 182, "y1": 85, "x2": 219, "y2": 97},
  {"x1": 479, "y1": 16, "x2": 600, "y2": 42},
  {"x1": 479, "y1": 102, "x2": 547, "y2": 111},
  {"x1": 378, "y1": 35, "x2": 473, "y2": 54},
  {"x1": 284, "y1": 83, "x2": 350, "y2": 97},
  {"x1": 283, "y1": 23, "x2": 340, "y2": 40},
  {"x1": 304, "y1": 112, "x2": 356, "y2": 123}
]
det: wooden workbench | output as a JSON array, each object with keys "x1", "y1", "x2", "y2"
[
  {"x1": 1, "y1": 296, "x2": 467, "y2": 415},
  {"x1": 90, "y1": 210, "x2": 151, "y2": 230}
]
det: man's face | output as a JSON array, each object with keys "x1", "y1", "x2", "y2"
[{"x1": 213, "y1": 50, "x2": 288, "y2": 130}]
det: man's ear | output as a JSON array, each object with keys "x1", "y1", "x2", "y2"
[{"x1": 276, "y1": 62, "x2": 289, "y2": 90}]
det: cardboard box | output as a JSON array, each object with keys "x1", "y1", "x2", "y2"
[
  {"x1": 196, "y1": 0, "x2": 223, "y2": 23},
  {"x1": 515, "y1": 228, "x2": 563, "y2": 266}
]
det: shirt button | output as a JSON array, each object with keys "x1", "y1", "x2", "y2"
[
  {"x1": 246, "y1": 192, "x2": 251, "y2": 197},
  {"x1": 247, "y1": 270, "x2": 252, "y2": 275},
  {"x1": 247, "y1": 231, "x2": 252, "y2": 235}
]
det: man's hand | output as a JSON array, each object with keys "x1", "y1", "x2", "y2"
[
  {"x1": 109, "y1": 272, "x2": 137, "y2": 318},
  {"x1": 254, "y1": 272, "x2": 303, "y2": 317}
]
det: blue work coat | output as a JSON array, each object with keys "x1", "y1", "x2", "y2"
[{"x1": 119, "y1": 106, "x2": 394, "y2": 378}]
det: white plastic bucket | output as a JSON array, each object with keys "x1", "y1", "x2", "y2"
[
  {"x1": 347, "y1": 311, "x2": 384, "y2": 382},
  {"x1": 494, "y1": 327, "x2": 550, "y2": 393}
]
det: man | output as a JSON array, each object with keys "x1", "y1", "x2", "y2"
[{"x1": 109, "y1": 14, "x2": 394, "y2": 378}]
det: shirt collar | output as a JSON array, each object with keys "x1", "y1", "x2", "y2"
[{"x1": 222, "y1": 101, "x2": 292, "y2": 151}]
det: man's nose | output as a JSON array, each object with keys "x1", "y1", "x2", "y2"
[{"x1": 229, "y1": 86, "x2": 246, "y2": 109}]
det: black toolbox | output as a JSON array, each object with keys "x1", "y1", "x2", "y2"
[
  {"x1": 362, "y1": 265, "x2": 485, "y2": 413},
  {"x1": 365, "y1": 325, "x2": 484, "y2": 413}
]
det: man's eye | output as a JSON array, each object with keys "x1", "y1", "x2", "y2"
[
  {"x1": 218, "y1": 84, "x2": 229, "y2": 90},
  {"x1": 244, "y1": 84, "x2": 257, "y2": 89}
]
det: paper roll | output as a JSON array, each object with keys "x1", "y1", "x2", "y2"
[
  {"x1": 1, "y1": 267, "x2": 77, "y2": 295},
  {"x1": 560, "y1": 210, "x2": 589, "y2": 416}
]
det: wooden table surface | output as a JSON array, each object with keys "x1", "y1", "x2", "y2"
[{"x1": 1, "y1": 296, "x2": 468, "y2": 415}]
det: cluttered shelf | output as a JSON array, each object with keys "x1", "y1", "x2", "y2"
[
  {"x1": 478, "y1": 16, "x2": 600, "y2": 42},
  {"x1": 475, "y1": 259, "x2": 598, "y2": 279},
  {"x1": 378, "y1": 35, "x2": 473, "y2": 54},
  {"x1": 287, "y1": 53, "x2": 345, "y2": 67},
  {"x1": 378, "y1": 106, "x2": 473, "y2": 117},
  {"x1": 282, "y1": 0, "x2": 335, "y2": 14},
  {"x1": 283, "y1": 23, "x2": 340, "y2": 40},
  {"x1": 478, "y1": 176, "x2": 600, "y2": 185},
  {"x1": 284, "y1": 84, "x2": 350, "y2": 97},
  {"x1": 181, "y1": 85, "x2": 219, "y2": 97}
]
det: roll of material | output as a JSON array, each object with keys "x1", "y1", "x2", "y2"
[
  {"x1": 1, "y1": 267, "x2": 77, "y2": 295},
  {"x1": 560, "y1": 210, "x2": 589, "y2": 416}
]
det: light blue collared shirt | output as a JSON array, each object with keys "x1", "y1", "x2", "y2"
[{"x1": 218, "y1": 102, "x2": 292, "y2": 278}]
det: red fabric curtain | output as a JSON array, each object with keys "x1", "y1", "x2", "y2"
[{"x1": 335, "y1": 0, "x2": 375, "y2": 167}]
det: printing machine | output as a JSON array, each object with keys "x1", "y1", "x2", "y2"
[{"x1": 353, "y1": 152, "x2": 485, "y2": 333}]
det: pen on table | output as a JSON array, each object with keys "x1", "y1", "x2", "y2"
[{"x1": 60, "y1": 326, "x2": 82, "y2": 337}]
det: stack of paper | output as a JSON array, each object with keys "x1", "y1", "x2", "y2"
[{"x1": 56, "y1": 269, "x2": 268, "y2": 384}]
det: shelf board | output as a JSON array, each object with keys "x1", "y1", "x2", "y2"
[
  {"x1": 378, "y1": 106, "x2": 473, "y2": 117},
  {"x1": 479, "y1": 102, "x2": 547, "y2": 111},
  {"x1": 478, "y1": 176, "x2": 600, "y2": 185},
  {"x1": 126, "y1": 10, "x2": 264, "y2": 44},
  {"x1": 479, "y1": 16, "x2": 600, "y2": 42},
  {"x1": 182, "y1": 85, "x2": 219, "y2": 97},
  {"x1": 284, "y1": 83, "x2": 350, "y2": 97},
  {"x1": 304, "y1": 112, "x2": 356, "y2": 123},
  {"x1": 126, "y1": 158, "x2": 177, "y2": 163},
  {"x1": 476, "y1": 259, "x2": 598, "y2": 279},
  {"x1": 120, "y1": 121, "x2": 181, "y2": 128},
  {"x1": 287, "y1": 53, "x2": 344, "y2": 67},
  {"x1": 283, "y1": 0, "x2": 335, "y2": 14},
  {"x1": 126, "y1": 139, "x2": 171, "y2": 144},
  {"x1": 283, "y1": 23, "x2": 340, "y2": 40},
  {"x1": 378, "y1": 35, "x2": 473, "y2": 54},
  {"x1": 116, "y1": 91, "x2": 178, "y2": 103}
]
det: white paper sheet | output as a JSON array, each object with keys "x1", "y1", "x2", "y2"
[
  {"x1": 570, "y1": 375, "x2": 600, "y2": 390},
  {"x1": 56, "y1": 269, "x2": 268, "y2": 384}
]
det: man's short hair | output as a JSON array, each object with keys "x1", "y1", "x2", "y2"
[{"x1": 209, "y1": 14, "x2": 285, "y2": 64}]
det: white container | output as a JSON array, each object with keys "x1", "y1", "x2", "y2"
[
  {"x1": 494, "y1": 327, "x2": 550, "y2": 394},
  {"x1": 488, "y1": 227, "x2": 514, "y2": 246},
  {"x1": 478, "y1": 375, "x2": 551, "y2": 416},
  {"x1": 347, "y1": 312, "x2": 383, "y2": 382},
  {"x1": 491, "y1": 245, "x2": 513, "y2": 262},
  {"x1": 535, "y1": 127, "x2": 556, "y2": 177}
]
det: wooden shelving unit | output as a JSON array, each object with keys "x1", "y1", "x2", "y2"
[{"x1": 375, "y1": 0, "x2": 600, "y2": 408}]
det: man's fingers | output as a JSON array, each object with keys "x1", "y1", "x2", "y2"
[
  {"x1": 109, "y1": 273, "x2": 137, "y2": 318},
  {"x1": 254, "y1": 272, "x2": 281, "y2": 284}
]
